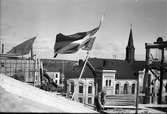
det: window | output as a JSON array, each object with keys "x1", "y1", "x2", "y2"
[
  {"x1": 78, "y1": 97, "x2": 83, "y2": 103},
  {"x1": 131, "y1": 84, "x2": 135, "y2": 94},
  {"x1": 55, "y1": 80, "x2": 57, "y2": 84},
  {"x1": 88, "y1": 86, "x2": 92, "y2": 94},
  {"x1": 55, "y1": 74, "x2": 58, "y2": 78},
  {"x1": 88, "y1": 97, "x2": 92, "y2": 104},
  {"x1": 79, "y1": 85, "x2": 83, "y2": 93},
  {"x1": 1, "y1": 62, "x2": 5, "y2": 67},
  {"x1": 115, "y1": 84, "x2": 119, "y2": 94},
  {"x1": 106, "y1": 80, "x2": 108, "y2": 86},
  {"x1": 71, "y1": 82, "x2": 74, "y2": 93},
  {"x1": 123, "y1": 83, "x2": 129, "y2": 94},
  {"x1": 109, "y1": 80, "x2": 111, "y2": 86}
]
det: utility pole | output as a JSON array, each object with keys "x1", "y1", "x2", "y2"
[
  {"x1": 143, "y1": 45, "x2": 151, "y2": 104},
  {"x1": 2, "y1": 43, "x2": 4, "y2": 54},
  {"x1": 135, "y1": 72, "x2": 139, "y2": 114},
  {"x1": 0, "y1": 37, "x2": 2, "y2": 54},
  {"x1": 158, "y1": 47, "x2": 164, "y2": 104}
]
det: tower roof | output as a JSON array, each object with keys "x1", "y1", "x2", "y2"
[
  {"x1": 127, "y1": 26, "x2": 134, "y2": 48},
  {"x1": 125, "y1": 25, "x2": 135, "y2": 62}
]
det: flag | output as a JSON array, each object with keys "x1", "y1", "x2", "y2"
[
  {"x1": 7, "y1": 37, "x2": 36, "y2": 56},
  {"x1": 54, "y1": 17, "x2": 103, "y2": 57},
  {"x1": 81, "y1": 37, "x2": 96, "y2": 50}
]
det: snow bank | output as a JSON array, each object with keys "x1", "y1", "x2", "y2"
[
  {"x1": 0, "y1": 86, "x2": 63, "y2": 112},
  {"x1": 0, "y1": 74, "x2": 97, "y2": 113}
]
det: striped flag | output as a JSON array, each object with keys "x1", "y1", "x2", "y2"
[
  {"x1": 7, "y1": 37, "x2": 36, "y2": 56},
  {"x1": 81, "y1": 37, "x2": 96, "y2": 50},
  {"x1": 54, "y1": 17, "x2": 103, "y2": 57}
]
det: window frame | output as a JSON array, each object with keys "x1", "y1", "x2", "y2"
[
  {"x1": 131, "y1": 83, "x2": 135, "y2": 94},
  {"x1": 115, "y1": 83, "x2": 120, "y2": 94},
  {"x1": 79, "y1": 84, "x2": 84, "y2": 94}
]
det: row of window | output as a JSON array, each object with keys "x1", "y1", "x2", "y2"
[
  {"x1": 115, "y1": 83, "x2": 167, "y2": 94},
  {"x1": 70, "y1": 83, "x2": 93, "y2": 94},
  {"x1": 105, "y1": 79, "x2": 112, "y2": 87},
  {"x1": 115, "y1": 83, "x2": 136, "y2": 94},
  {"x1": 78, "y1": 97, "x2": 92, "y2": 104},
  {"x1": 79, "y1": 85, "x2": 93, "y2": 94}
]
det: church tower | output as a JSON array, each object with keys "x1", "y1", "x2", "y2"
[{"x1": 125, "y1": 25, "x2": 135, "y2": 63}]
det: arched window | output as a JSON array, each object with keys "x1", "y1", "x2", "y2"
[
  {"x1": 88, "y1": 85, "x2": 92, "y2": 94},
  {"x1": 106, "y1": 80, "x2": 108, "y2": 87},
  {"x1": 115, "y1": 83, "x2": 119, "y2": 94},
  {"x1": 131, "y1": 83, "x2": 135, "y2": 94},
  {"x1": 123, "y1": 83, "x2": 129, "y2": 94},
  {"x1": 79, "y1": 83, "x2": 84, "y2": 93},
  {"x1": 109, "y1": 80, "x2": 111, "y2": 86}
]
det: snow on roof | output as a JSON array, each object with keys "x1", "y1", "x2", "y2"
[{"x1": 0, "y1": 74, "x2": 97, "y2": 113}]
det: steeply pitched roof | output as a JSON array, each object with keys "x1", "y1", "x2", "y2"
[
  {"x1": 41, "y1": 58, "x2": 167, "y2": 80},
  {"x1": 127, "y1": 27, "x2": 134, "y2": 49},
  {"x1": 88, "y1": 58, "x2": 145, "y2": 79},
  {"x1": 41, "y1": 59, "x2": 78, "y2": 73}
]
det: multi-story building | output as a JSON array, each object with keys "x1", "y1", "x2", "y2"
[
  {"x1": 67, "y1": 78, "x2": 95, "y2": 105},
  {"x1": 41, "y1": 59, "x2": 77, "y2": 88}
]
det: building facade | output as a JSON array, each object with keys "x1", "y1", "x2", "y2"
[{"x1": 67, "y1": 78, "x2": 95, "y2": 105}]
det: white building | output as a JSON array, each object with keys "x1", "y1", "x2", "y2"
[{"x1": 67, "y1": 78, "x2": 95, "y2": 105}]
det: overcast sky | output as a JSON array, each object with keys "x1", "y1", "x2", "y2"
[{"x1": 0, "y1": 0, "x2": 167, "y2": 60}]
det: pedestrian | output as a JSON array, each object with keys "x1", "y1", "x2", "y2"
[
  {"x1": 94, "y1": 94, "x2": 101, "y2": 112},
  {"x1": 100, "y1": 90, "x2": 106, "y2": 105}
]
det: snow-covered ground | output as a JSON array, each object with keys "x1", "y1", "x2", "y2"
[{"x1": 0, "y1": 74, "x2": 97, "y2": 113}]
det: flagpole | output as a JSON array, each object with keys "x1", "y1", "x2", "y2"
[{"x1": 71, "y1": 50, "x2": 90, "y2": 100}]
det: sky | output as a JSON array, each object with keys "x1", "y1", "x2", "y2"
[{"x1": 0, "y1": 0, "x2": 167, "y2": 61}]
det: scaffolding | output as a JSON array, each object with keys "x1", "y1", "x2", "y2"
[
  {"x1": 144, "y1": 37, "x2": 167, "y2": 104},
  {"x1": 0, "y1": 55, "x2": 41, "y2": 86}
]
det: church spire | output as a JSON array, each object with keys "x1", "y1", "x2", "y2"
[{"x1": 125, "y1": 25, "x2": 135, "y2": 63}]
